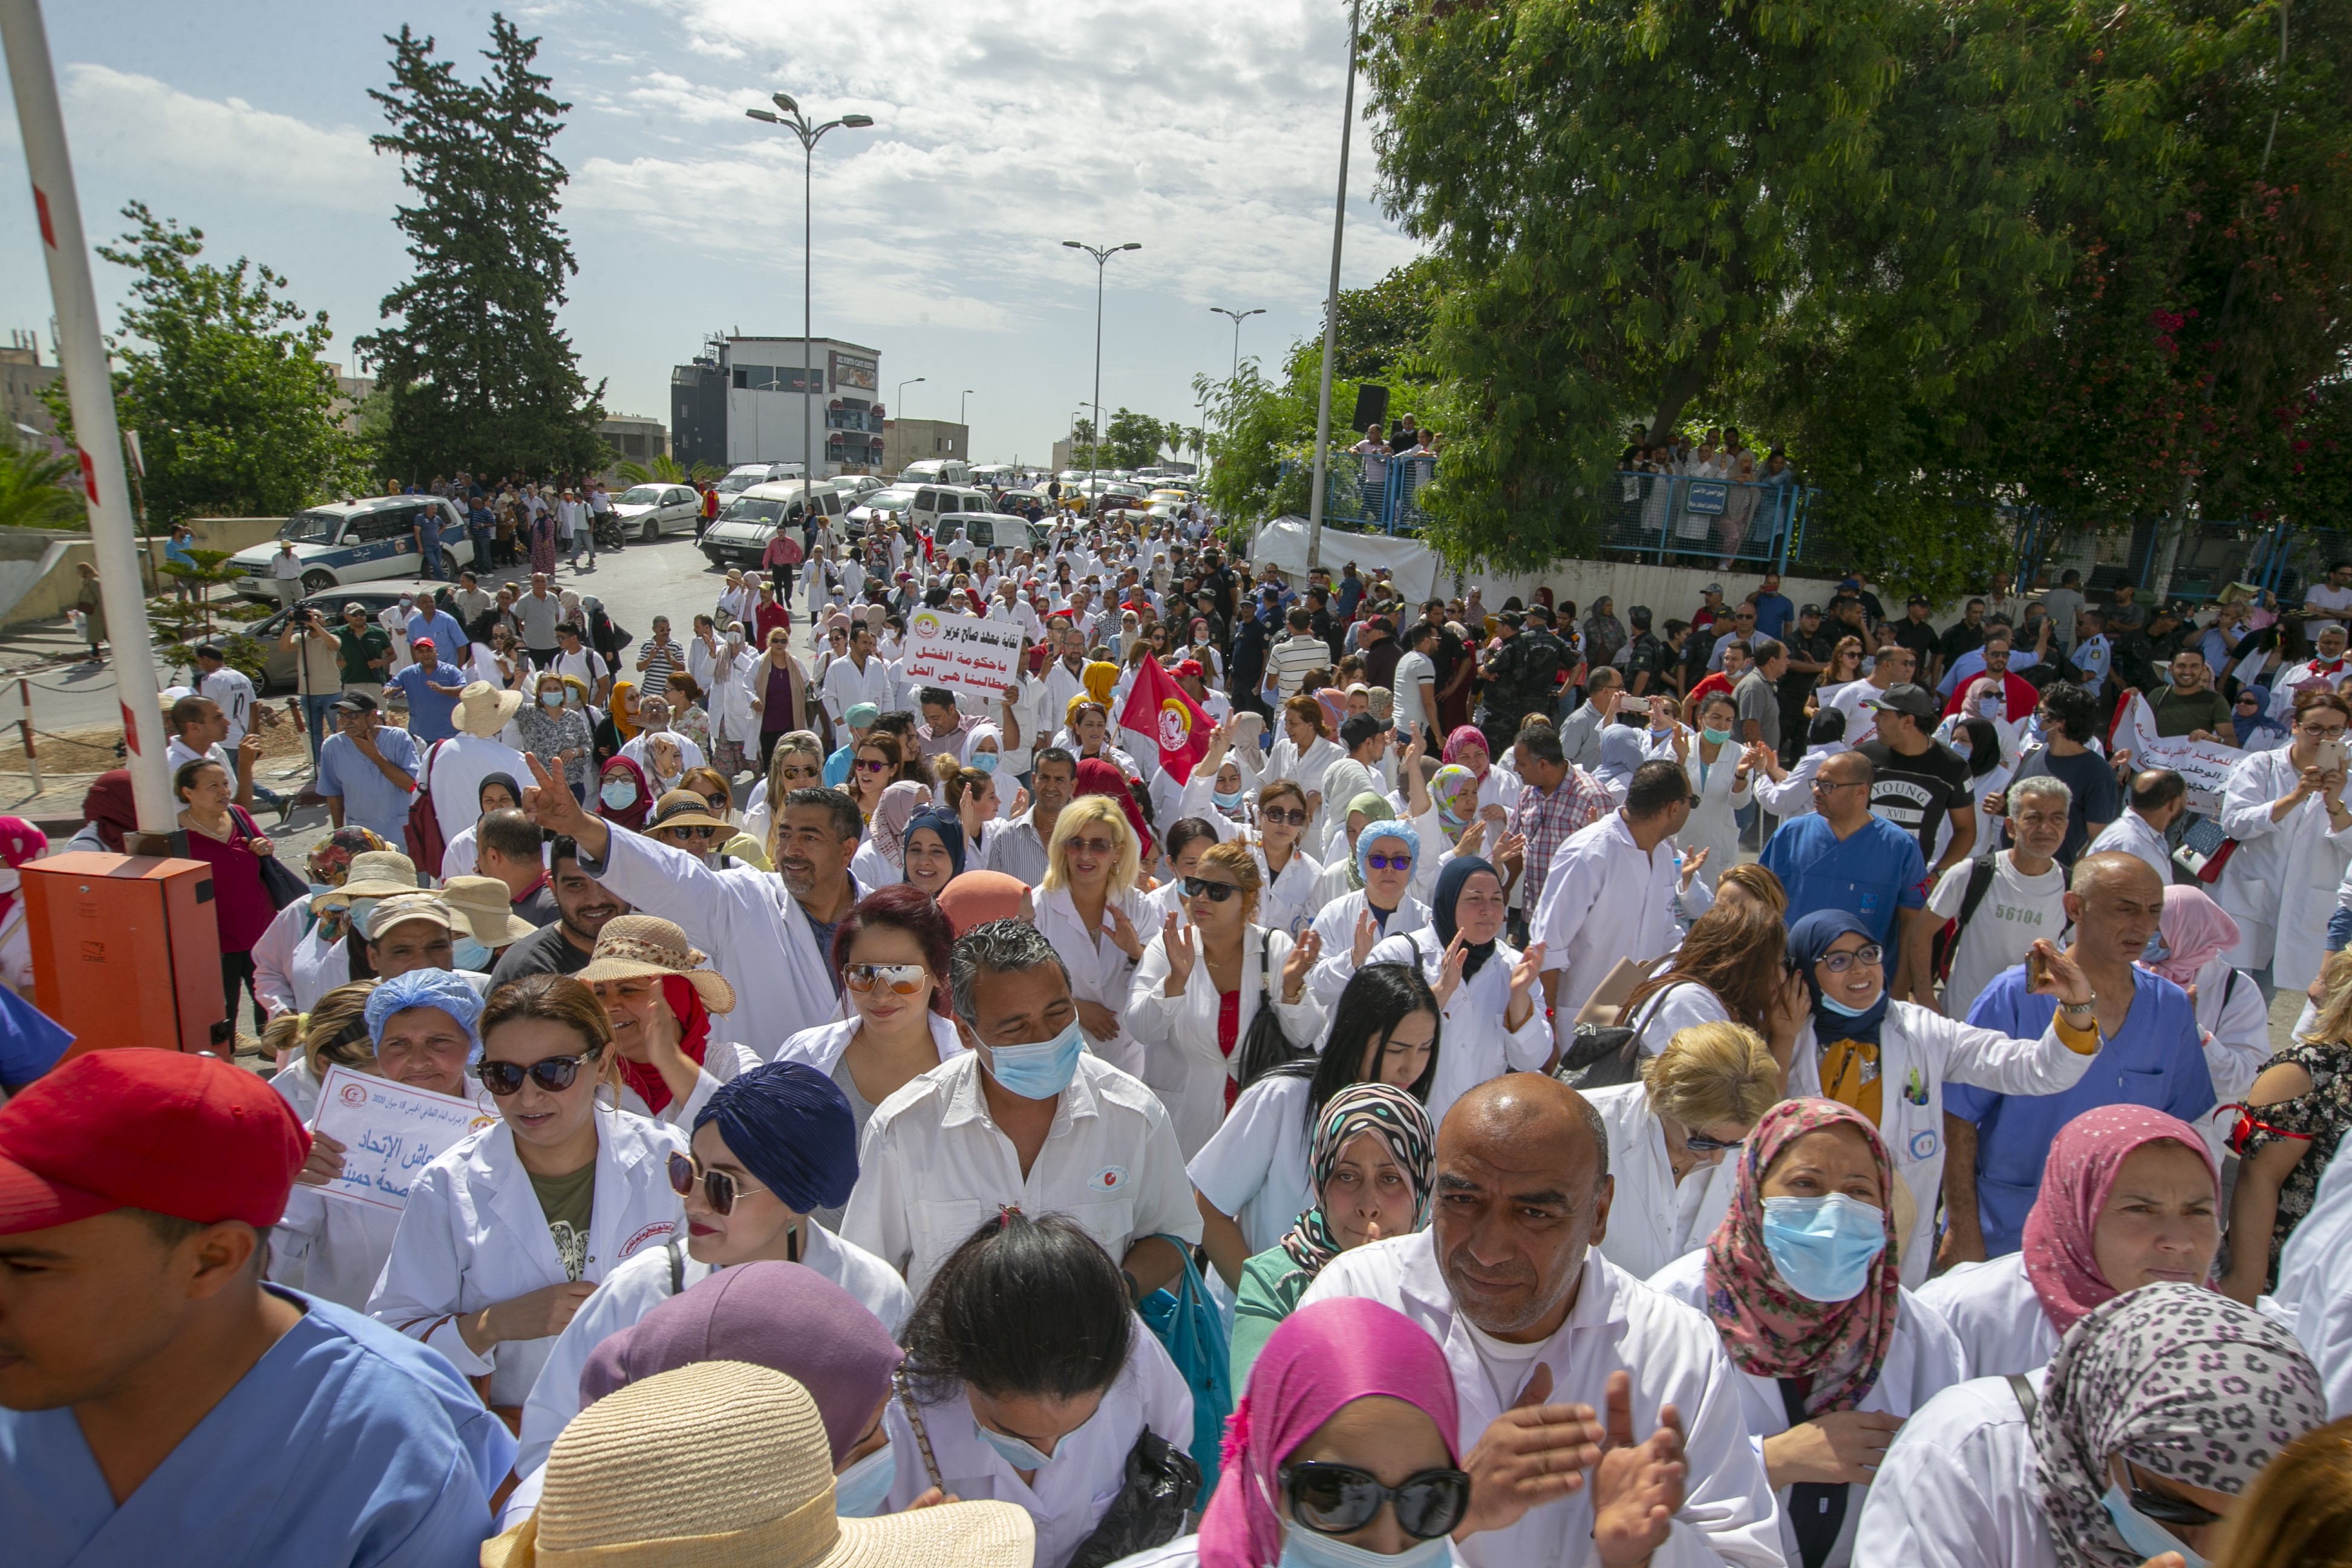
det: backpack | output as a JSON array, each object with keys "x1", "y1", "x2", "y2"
[{"x1": 1930, "y1": 854, "x2": 1999, "y2": 983}]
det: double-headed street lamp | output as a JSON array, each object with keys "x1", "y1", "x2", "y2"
[
  {"x1": 1063, "y1": 238, "x2": 1140, "y2": 500},
  {"x1": 1210, "y1": 306, "x2": 1265, "y2": 386},
  {"x1": 745, "y1": 93, "x2": 874, "y2": 512}
]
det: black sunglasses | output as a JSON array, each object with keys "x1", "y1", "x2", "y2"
[
  {"x1": 1281, "y1": 1461, "x2": 1471, "y2": 1540},
  {"x1": 2117, "y1": 1465, "x2": 2223, "y2": 1529},
  {"x1": 471, "y1": 1050, "x2": 598, "y2": 1097},
  {"x1": 1182, "y1": 876, "x2": 1240, "y2": 902}
]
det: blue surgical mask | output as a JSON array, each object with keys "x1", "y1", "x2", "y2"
[
  {"x1": 1761, "y1": 1194, "x2": 1887, "y2": 1302},
  {"x1": 1701, "y1": 727, "x2": 1732, "y2": 746},
  {"x1": 307, "y1": 881, "x2": 333, "y2": 898},
  {"x1": 347, "y1": 897, "x2": 381, "y2": 938},
  {"x1": 601, "y1": 780, "x2": 639, "y2": 810},
  {"x1": 976, "y1": 1420, "x2": 1058, "y2": 1472},
  {"x1": 540, "y1": 691, "x2": 564, "y2": 708},
  {"x1": 1949, "y1": 739, "x2": 1972, "y2": 761},
  {"x1": 984, "y1": 1018, "x2": 1085, "y2": 1101},
  {"x1": 1818, "y1": 988, "x2": 1880, "y2": 1019},
  {"x1": 1214, "y1": 786, "x2": 1244, "y2": 811},
  {"x1": 451, "y1": 935, "x2": 493, "y2": 972},
  {"x1": 1279, "y1": 1523, "x2": 1453, "y2": 1568},
  {"x1": 971, "y1": 750, "x2": 1000, "y2": 774},
  {"x1": 2100, "y1": 1485, "x2": 2207, "y2": 1568},
  {"x1": 832, "y1": 1443, "x2": 895, "y2": 1517}
]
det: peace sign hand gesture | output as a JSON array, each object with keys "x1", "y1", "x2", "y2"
[{"x1": 522, "y1": 751, "x2": 595, "y2": 838}]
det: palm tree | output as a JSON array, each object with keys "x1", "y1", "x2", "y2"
[
  {"x1": 0, "y1": 440, "x2": 85, "y2": 530},
  {"x1": 615, "y1": 453, "x2": 689, "y2": 486}
]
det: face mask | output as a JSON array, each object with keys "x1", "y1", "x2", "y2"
[
  {"x1": 971, "y1": 750, "x2": 999, "y2": 774},
  {"x1": 984, "y1": 1018, "x2": 1085, "y2": 1101},
  {"x1": 1760, "y1": 1193, "x2": 1887, "y2": 1302},
  {"x1": 347, "y1": 897, "x2": 382, "y2": 939},
  {"x1": 1948, "y1": 740, "x2": 1971, "y2": 761},
  {"x1": 1700, "y1": 727, "x2": 1731, "y2": 746},
  {"x1": 1214, "y1": 787, "x2": 1244, "y2": 811},
  {"x1": 1279, "y1": 1523, "x2": 1453, "y2": 1568},
  {"x1": 540, "y1": 691, "x2": 564, "y2": 708},
  {"x1": 832, "y1": 1443, "x2": 895, "y2": 1517},
  {"x1": 451, "y1": 935, "x2": 493, "y2": 972},
  {"x1": 2100, "y1": 1485, "x2": 2206, "y2": 1568},
  {"x1": 1649, "y1": 726, "x2": 1671, "y2": 741},
  {"x1": 307, "y1": 881, "x2": 334, "y2": 898},
  {"x1": 1818, "y1": 987, "x2": 1880, "y2": 1019},
  {"x1": 601, "y1": 780, "x2": 639, "y2": 810},
  {"x1": 976, "y1": 1420, "x2": 1057, "y2": 1472}
]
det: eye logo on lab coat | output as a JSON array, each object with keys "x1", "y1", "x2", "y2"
[
  {"x1": 1909, "y1": 1129, "x2": 1939, "y2": 1161},
  {"x1": 1091, "y1": 1165, "x2": 1129, "y2": 1192}
]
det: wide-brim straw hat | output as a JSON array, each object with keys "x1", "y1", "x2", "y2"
[
  {"x1": 457, "y1": 680, "x2": 524, "y2": 737},
  {"x1": 310, "y1": 849, "x2": 420, "y2": 912},
  {"x1": 437, "y1": 875, "x2": 538, "y2": 946},
  {"x1": 480, "y1": 1361, "x2": 1035, "y2": 1568},
  {"x1": 575, "y1": 914, "x2": 737, "y2": 1015}
]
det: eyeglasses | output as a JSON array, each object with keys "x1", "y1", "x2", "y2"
[
  {"x1": 472, "y1": 1050, "x2": 599, "y2": 1097},
  {"x1": 661, "y1": 823, "x2": 720, "y2": 841},
  {"x1": 1182, "y1": 876, "x2": 1241, "y2": 902},
  {"x1": 855, "y1": 757, "x2": 890, "y2": 773},
  {"x1": 1281, "y1": 1461, "x2": 1471, "y2": 1540},
  {"x1": 1063, "y1": 835, "x2": 1117, "y2": 857},
  {"x1": 668, "y1": 1151, "x2": 769, "y2": 1215},
  {"x1": 2298, "y1": 722, "x2": 2348, "y2": 737},
  {"x1": 1364, "y1": 852, "x2": 1414, "y2": 871},
  {"x1": 1812, "y1": 778, "x2": 1865, "y2": 793},
  {"x1": 1818, "y1": 944, "x2": 1884, "y2": 973},
  {"x1": 1261, "y1": 807, "x2": 1307, "y2": 826},
  {"x1": 844, "y1": 961, "x2": 929, "y2": 996}
]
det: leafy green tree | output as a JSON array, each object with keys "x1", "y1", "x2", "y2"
[
  {"x1": 1106, "y1": 408, "x2": 1168, "y2": 469},
  {"x1": 1333, "y1": 256, "x2": 1439, "y2": 384},
  {"x1": 357, "y1": 15, "x2": 605, "y2": 480},
  {"x1": 41, "y1": 202, "x2": 365, "y2": 525},
  {"x1": 0, "y1": 440, "x2": 83, "y2": 530}
]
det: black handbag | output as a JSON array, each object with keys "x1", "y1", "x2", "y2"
[
  {"x1": 236, "y1": 807, "x2": 311, "y2": 912},
  {"x1": 1065, "y1": 1428, "x2": 1202, "y2": 1568},
  {"x1": 1554, "y1": 1022, "x2": 1642, "y2": 1089},
  {"x1": 1231, "y1": 929, "x2": 1313, "y2": 1090}
]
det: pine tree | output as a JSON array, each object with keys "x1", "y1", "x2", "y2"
[{"x1": 356, "y1": 14, "x2": 606, "y2": 480}]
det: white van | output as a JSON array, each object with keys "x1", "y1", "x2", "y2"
[
  {"x1": 897, "y1": 458, "x2": 972, "y2": 488},
  {"x1": 715, "y1": 462, "x2": 806, "y2": 497},
  {"x1": 915, "y1": 487, "x2": 1040, "y2": 552},
  {"x1": 699, "y1": 480, "x2": 849, "y2": 569}
]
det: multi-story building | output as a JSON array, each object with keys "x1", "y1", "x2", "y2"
[
  {"x1": 670, "y1": 334, "x2": 884, "y2": 476},
  {"x1": 595, "y1": 413, "x2": 668, "y2": 479},
  {"x1": 2, "y1": 332, "x2": 61, "y2": 447},
  {"x1": 881, "y1": 418, "x2": 969, "y2": 475}
]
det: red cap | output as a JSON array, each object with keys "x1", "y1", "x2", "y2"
[
  {"x1": 1172, "y1": 659, "x2": 1204, "y2": 678},
  {"x1": 0, "y1": 1050, "x2": 309, "y2": 1235},
  {"x1": 410, "y1": 636, "x2": 435, "y2": 653}
]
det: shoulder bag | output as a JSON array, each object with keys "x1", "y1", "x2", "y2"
[{"x1": 403, "y1": 738, "x2": 451, "y2": 878}]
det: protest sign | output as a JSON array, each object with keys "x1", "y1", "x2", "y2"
[
  {"x1": 2111, "y1": 690, "x2": 2241, "y2": 815},
  {"x1": 312, "y1": 1064, "x2": 497, "y2": 1212},
  {"x1": 901, "y1": 609, "x2": 1025, "y2": 703}
]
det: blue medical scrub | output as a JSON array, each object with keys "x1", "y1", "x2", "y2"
[
  {"x1": 1758, "y1": 811, "x2": 1927, "y2": 945},
  {"x1": 0, "y1": 1287, "x2": 514, "y2": 1567},
  {"x1": 388, "y1": 663, "x2": 463, "y2": 743}
]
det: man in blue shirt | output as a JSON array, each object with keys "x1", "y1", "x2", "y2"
[
  {"x1": 0, "y1": 1050, "x2": 512, "y2": 1567},
  {"x1": 1749, "y1": 574, "x2": 1795, "y2": 642},
  {"x1": 388, "y1": 639, "x2": 465, "y2": 743},
  {"x1": 409, "y1": 503, "x2": 445, "y2": 581},
  {"x1": 1760, "y1": 749, "x2": 1928, "y2": 950},
  {"x1": 1945, "y1": 851, "x2": 2215, "y2": 1259},
  {"x1": 405, "y1": 591, "x2": 466, "y2": 663},
  {"x1": 315, "y1": 693, "x2": 422, "y2": 841}
]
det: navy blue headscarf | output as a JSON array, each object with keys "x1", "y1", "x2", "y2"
[
  {"x1": 694, "y1": 1062, "x2": 858, "y2": 1215},
  {"x1": 903, "y1": 807, "x2": 966, "y2": 882},
  {"x1": 1786, "y1": 909, "x2": 1890, "y2": 1049},
  {"x1": 1432, "y1": 855, "x2": 1503, "y2": 982}
]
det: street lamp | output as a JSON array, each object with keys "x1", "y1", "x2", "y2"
[
  {"x1": 744, "y1": 93, "x2": 875, "y2": 518},
  {"x1": 1062, "y1": 238, "x2": 1141, "y2": 500},
  {"x1": 959, "y1": 388, "x2": 975, "y2": 426},
  {"x1": 1303, "y1": 0, "x2": 1364, "y2": 572},
  {"x1": 1209, "y1": 307, "x2": 1265, "y2": 386}
]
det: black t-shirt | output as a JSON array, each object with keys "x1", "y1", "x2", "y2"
[
  {"x1": 1624, "y1": 632, "x2": 1670, "y2": 692},
  {"x1": 1856, "y1": 737, "x2": 1976, "y2": 862},
  {"x1": 489, "y1": 921, "x2": 593, "y2": 988},
  {"x1": 1779, "y1": 625, "x2": 1838, "y2": 711},
  {"x1": 1893, "y1": 618, "x2": 1941, "y2": 665}
]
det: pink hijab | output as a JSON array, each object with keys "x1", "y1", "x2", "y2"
[
  {"x1": 2020, "y1": 1105, "x2": 2218, "y2": 1334},
  {"x1": 1441, "y1": 725, "x2": 1490, "y2": 777},
  {"x1": 2143, "y1": 885, "x2": 2241, "y2": 988},
  {"x1": 1200, "y1": 1298, "x2": 1458, "y2": 1568}
]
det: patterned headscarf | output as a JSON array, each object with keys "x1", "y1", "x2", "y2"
[
  {"x1": 1702, "y1": 1097, "x2": 1901, "y2": 1418},
  {"x1": 2022, "y1": 1106, "x2": 2217, "y2": 1336},
  {"x1": 871, "y1": 782, "x2": 930, "y2": 874},
  {"x1": 1431, "y1": 763, "x2": 1480, "y2": 832},
  {"x1": 1279, "y1": 1083, "x2": 1436, "y2": 1276},
  {"x1": 1442, "y1": 725, "x2": 1490, "y2": 778},
  {"x1": 2035, "y1": 1284, "x2": 2325, "y2": 1568}
]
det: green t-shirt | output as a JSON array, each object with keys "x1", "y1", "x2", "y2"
[
  {"x1": 336, "y1": 625, "x2": 392, "y2": 685},
  {"x1": 529, "y1": 1161, "x2": 597, "y2": 1281},
  {"x1": 2149, "y1": 684, "x2": 2232, "y2": 739},
  {"x1": 1230, "y1": 1244, "x2": 1315, "y2": 1391}
]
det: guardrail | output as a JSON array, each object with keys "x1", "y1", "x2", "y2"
[{"x1": 1598, "y1": 472, "x2": 1813, "y2": 571}]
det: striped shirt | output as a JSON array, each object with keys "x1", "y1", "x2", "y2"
[
  {"x1": 1263, "y1": 633, "x2": 1331, "y2": 702},
  {"x1": 1514, "y1": 768, "x2": 1613, "y2": 909}
]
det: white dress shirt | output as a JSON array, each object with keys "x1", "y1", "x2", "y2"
[
  {"x1": 2085, "y1": 808, "x2": 2174, "y2": 890},
  {"x1": 1302, "y1": 1234, "x2": 1784, "y2": 1568},
  {"x1": 1852, "y1": 1371, "x2": 2057, "y2": 1568},
  {"x1": 841, "y1": 1051, "x2": 1202, "y2": 1296},
  {"x1": 820, "y1": 652, "x2": 898, "y2": 722},
  {"x1": 1535, "y1": 812, "x2": 1683, "y2": 1010},
  {"x1": 1912, "y1": 1253, "x2": 2056, "y2": 1380}
]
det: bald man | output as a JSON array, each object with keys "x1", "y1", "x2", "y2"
[
  {"x1": 1302, "y1": 1077, "x2": 1782, "y2": 1568},
  {"x1": 1943, "y1": 851, "x2": 2218, "y2": 1260},
  {"x1": 2083, "y1": 766, "x2": 2184, "y2": 890}
]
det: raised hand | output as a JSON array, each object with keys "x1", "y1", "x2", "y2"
[
  {"x1": 1433, "y1": 929, "x2": 1470, "y2": 1007},
  {"x1": 1352, "y1": 907, "x2": 1381, "y2": 967},
  {"x1": 1009, "y1": 784, "x2": 1031, "y2": 818},
  {"x1": 1451, "y1": 1364, "x2": 1605, "y2": 1539},
  {"x1": 1104, "y1": 901, "x2": 1145, "y2": 961},
  {"x1": 1161, "y1": 913, "x2": 1197, "y2": 996},
  {"x1": 1677, "y1": 845, "x2": 1709, "y2": 892},
  {"x1": 1493, "y1": 830, "x2": 1527, "y2": 877},
  {"x1": 2028, "y1": 938, "x2": 2095, "y2": 1008},
  {"x1": 295, "y1": 1131, "x2": 348, "y2": 1188},
  {"x1": 1506, "y1": 941, "x2": 1546, "y2": 1029},
  {"x1": 1590, "y1": 1371, "x2": 1685, "y2": 1568},
  {"x1": 1454, "y1": 817, "x2": 1490, "y2": 860},
  {"x1": 521, "y1": 751, "x2": 595, "y2": 836},
  {"x1": 1280, "y1": 929, "x2": 1322, "y2": 1000}
]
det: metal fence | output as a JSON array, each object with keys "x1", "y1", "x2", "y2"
[
  {"x1": 1295, "y1": 451, "x2": 1439, "y2": 535},
  {"x1": 1598, "y1": 472, "x2": 1815, "y2": 571},
  {"x1": 2007, "y1": 508, "x2": 2310, "y2": 606}
]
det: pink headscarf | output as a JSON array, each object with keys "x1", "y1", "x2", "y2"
[
  {"x1": 2020, "y1": 1105, "x2": 2218, "y2": 1334},
  {"x1": 1199, "y1": 1298, "x2": 1458, "y2": 1568},
  {"x1": 1441, "y1": 725, "x2": 1490, "y2": 777},
  {"x1": 2144, "y1": 885, "x2": 2242, "y2": 988},
  {"x1": 0, "y1": 815, "x2": 47, "y2": 928}
]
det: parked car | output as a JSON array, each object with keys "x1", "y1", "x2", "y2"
[
  {"x1": 699, "y1": 480, "x2": 851, "y2": 569},
  {"x1": 715, "y1": 462, "x2": 805, "y2": 497},
  {"x1": 608, "y1": 482, "x2": 704, "y2": 542},
  {"x1": 896, "y1": 459, "x2": 972, "y2": 488},
  {"x1": 248, "y1": 587, "x2": 415, "y2": 694},
  {"x1": 228, "y1": 497, "x2": 473, "y2": 602},
  {"x1": 846, "y1": 487, "x2": 917, "y2": 532}
]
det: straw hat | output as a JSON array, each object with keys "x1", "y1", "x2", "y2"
[
  {"x1": 481, "y1": 1361, "x2": 1035, "y2": 1568},
  {"x1": 647, "y1": 789, "x2": 734, "y2": 834},
  {"x1": 456, "y1": 680, "x2": 524, "y2": 737},
  {"x1": 438, "y1": 875, "x2": 538, "y2": 946},
  {"x1": 575, "y1": 915, "x2": 737, "y2": 1015},
  {"x1": 309, "y1": 849, "x2": 420, "y2": 912}
]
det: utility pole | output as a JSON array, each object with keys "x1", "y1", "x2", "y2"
[{"x1": 1063, "y1": 240, "x2": 1141, "y2": 503}]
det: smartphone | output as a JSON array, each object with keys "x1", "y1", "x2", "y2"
[
  {"x1": 2320, "y1": 736, "x2": 2348, "y2": 777},
  {"x1": 2026, "y1": 947, "x2": 2051, "y2": 991}
]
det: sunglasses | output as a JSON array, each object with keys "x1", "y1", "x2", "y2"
[
  {"x1": 668, "y1": 1151, "x2": 769, "y2": 1215},
  {"x1": 1364, "y1": 852, "x2": 1413, "y2": 872},
  {"x1": 1064, "y1": 835, "x2": 1118, "y2": 857},
  {"x1": 1281, "y1": 1461, "x2": 1471, "y2": 1540},
  {"x1": 844, "y1": 961, "x2": 929, "y2": 996},
  {"x1": 1819, "y1": 944, "x2": 1885, "y2": 973},
  {"x1": 1682, "y1": 1129, "x2": 1742, "y2": 1154},
  {"x1": 2115, "y1": 1467, "x2": 2223, "y2": 1529},
  {"x1": 661, "y1": 823, "x2": 720, "y2": 840},
  {"x1": 855, "y1": 758, "x2": 890, "y2": 773},
  {"x1": 1183, "y1": 876, "x2": 1241, "y2": 902},
  {"x1": 1261, "y1": 807, "x2": 1307, "y2": 826},
  {"x1": 472, "y1": 1050, "x2": 599, "y2": 1097}
]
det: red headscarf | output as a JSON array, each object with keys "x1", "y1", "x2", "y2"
[
  {"x1": 615, "y1": 975, "x2": 713, "y2": 1117},
  {"x1": 596, "y1": 755, "x2": 653, "y2": 831},
  {"x1": 1073, "y1": 756, "x2": 1151, "y2": 858},
  {"x1": 80, "y1": 770, "x2": 137, "y2": 854},
  {"x1": 2020, "y1": 1105, "x2": 2216, "y2": 1334}
]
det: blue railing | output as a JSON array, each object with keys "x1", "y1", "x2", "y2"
[
  {"x1": 1598, "y1": 472, "x2": 1813, "y2": 571},
  {"x1": 1294, "y1": 451, "x2": 1438, "y2": 535}
]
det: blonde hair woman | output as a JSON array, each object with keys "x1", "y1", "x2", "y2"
[
  {"x1": 1034, "y1": 794, "x2": 1148, "y2": 1075},
  {"x1": 742, "y1": 729, "x2": 823, "y2": 855},
  {"x1": 1589, "y1": 1020, "x2": 1783, "y2": 1281}
]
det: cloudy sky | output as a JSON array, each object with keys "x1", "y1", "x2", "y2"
[{"x1": 0, "y1": 0, "x2": 1418, "y2": 469}]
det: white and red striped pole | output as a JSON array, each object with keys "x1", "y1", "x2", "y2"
[{"x1": 1, "y1": 0, "x2": 174, "y2": 836}]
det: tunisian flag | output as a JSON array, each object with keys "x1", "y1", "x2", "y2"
[{"x1": 1118, "y1": 653, "x2": 1213, "y2": 785}]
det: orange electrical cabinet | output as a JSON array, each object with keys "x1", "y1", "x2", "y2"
[{"x1": 21, "y1": 852, "x2": 226, "y2": 1056}]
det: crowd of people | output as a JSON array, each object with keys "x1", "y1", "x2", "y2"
[{"x1": 8, "y1": 497, "x2": 2352, "y2": 1568}]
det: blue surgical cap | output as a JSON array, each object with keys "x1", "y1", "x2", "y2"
[{"x1": 363, "y1": 968, "x2": 487, "y2": 1062}]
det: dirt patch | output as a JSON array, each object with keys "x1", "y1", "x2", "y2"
[{"x1": 0, "y1": 704, "x2": 318, "y2": 776}]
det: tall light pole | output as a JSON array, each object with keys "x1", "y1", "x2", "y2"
[
  {"x1": 744, "y1": 94, "x2": 874, "y2": 521},
  {"x1": 958, "y1": 388, "x2": 975, "y2": 426},
  {"x1": 1062, "y1": 239, "x2": 1140, "y2": 500},
  {"x1": 1209, "y1": 306, "x2": 1264, "y2": 387},
  {"x1": 893, "y1": 376, "x2": 924, "y2": 471},
  {"x1": 1305, "y1": 0, "x2": 1362, "y2": 574}
]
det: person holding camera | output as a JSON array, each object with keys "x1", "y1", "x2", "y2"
[{"x1": 279, "y1": 604, "x2": 347, "y2": 771}]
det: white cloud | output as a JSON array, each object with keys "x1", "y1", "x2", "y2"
[{"x1": 58, "y1": 65, "x2": 395, "y2": 212}]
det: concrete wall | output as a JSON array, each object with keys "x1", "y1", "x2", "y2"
[{"x1": 0, "y1": 516, "x2": 284, "y2": 628}]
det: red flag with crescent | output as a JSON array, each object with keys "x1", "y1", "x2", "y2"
[{"x1": 1117, "y1": 652, "x2": 1212, "y2": 785}]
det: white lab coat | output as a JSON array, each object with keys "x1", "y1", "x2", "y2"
[
  {"x1": 270, "y1": 1184, "x2": 403, "y2": 1313},
  {"x1": 1302, "y1": 1235, "x2": 1784, "y2": 1568},
  {"x1": 882, "y1": 1324, "x2": 1194, "y2": 1568},
  {"x1": 1126, "y1": 924, "x2": 1327, "y2": 1157},
  {"x1": 1648, "y1": 1252, "x2": 1969, "y2": 1568},
  {"x1": 1619, "y1": 979, "x2": 1734, "y2": 1059},
  {"x1": 581, "y1": 826, "x2": 866, "y2": 1057},
  {"x1": 2269, "y1": 1130, "x2": 2352, "y2": 1419},
  {"x1": 1249, "y1": 841, "x2": 1326, "y2": 941},
  {"x1": 1365, "y1": 925, "x2": 1552, "y2": 1131},
  {"x1": 2166, "y1": 956, "x2": 2271, "y2": 1165},
  {"x1": 704, "y1": 648, "x2": 758, "y2": 743},
  {"x1": 1033, "y1": 884, "x2": 1149, "y2": 1078},
  {"x1": 1536, "y1": 812, "x2": 1684, "y2": 1015},
  {"x1": 513, "y1": 1221, "x2": 912, "y2": 1478},
  {"x1": 772, "y1": 1010, "x2": 967, "y2": 1075},
  {"x1": 1186, "y1": 1073, "x2": 1315, "y2": 1256},
  {"x1": 1676, "y1": 736, "x2": 1753, "y2": 892},
  {"x1": 1263, "y1": 733, "x2": 1346, "y2": 841},
  {"x1": 1786, "y1": 999, "x2": 2098, "y2": 1287},
  {"x1": 1304, "y1": 887, "x2": 1433, "y2": 1008},
  {"x1": 2217, "y1": 745, "x2": 2352, "y2": 990},
  {"x1": 1583, "y1": 1082, "x2": 1739, "y2": 1284},
  {"x1": 1852, "y1": 1371, "x2": 2057, "y2": 1568},
  {"x1": 367, "y1": 1107, "x2": 686, "y2": 1409},
  {"x1": 1912, "y1": 1254, "x2": 2056, "y2": 1380},
  {"x1": 1751, "y1": 740, "x2": 1849, "y2": 822},
  {"x1": 2085, "y1": 809, "x2": 2174, "y2": 890},
  {"x1": 613, "y1": 1040, "x2": 765, "y2": 1129},
  {"x1": 250, "y1": 901, "x2": 346, "y2": 1021}
]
